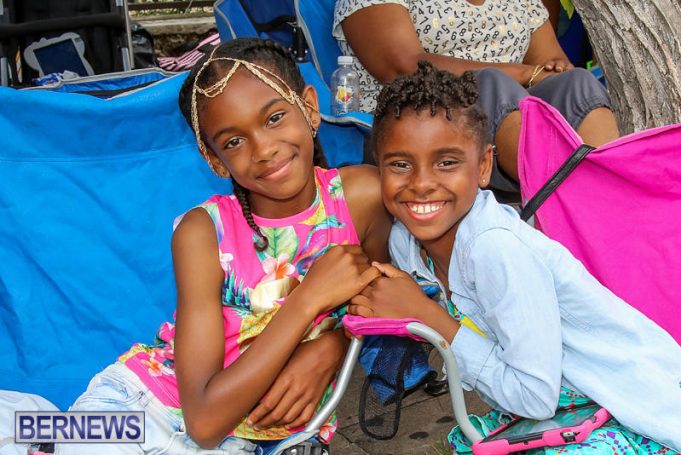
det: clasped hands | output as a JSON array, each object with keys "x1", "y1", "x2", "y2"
[{"x1": 247, "y1": 249, "x2": 437, "y2": 431}]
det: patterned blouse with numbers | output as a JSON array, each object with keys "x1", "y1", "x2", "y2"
[{"x1": 333, "y1": 0, "x2": 549, "y2": 112}]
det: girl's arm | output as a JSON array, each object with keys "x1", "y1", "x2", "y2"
[
  {"x1": 340, "y1": 165, "x2": 392, "y2": 263},
  {"x1": 245, "y1": 327, "x2": 349, "y2": 430},
  {"x1": 340, "y1": 4, "x2": 544, "y2": 87},
  {"x1": 173, "y1": 209, "x2": 379, "y2": 448},
  {"x1": 454, "y1": 229, "x2": 563, "y2": 419},
  {"x1": 244, "y1": 167, "x2": 390, "y2": 430}
]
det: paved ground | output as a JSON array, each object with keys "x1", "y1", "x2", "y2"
[{"x1": 329, "y1": 351, "x2": 491, "y2": 455}]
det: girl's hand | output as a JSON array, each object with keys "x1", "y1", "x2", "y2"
[
  {"x1": 348, "y1": 262, "x2": 433, "y2": 320},
  {"x1": 247, "y1": 330, "x2": 347, "y2": 430},
  {"x1": 349, "y1": 262, "x2": 460, "y2": 341},
  {"x1": 295, "y1": 245, "x2": 381, "y2": 314}
]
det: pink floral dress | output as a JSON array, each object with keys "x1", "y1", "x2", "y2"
[{"x1": 118, "y1": 167, "x2": 359, "y2": 442}]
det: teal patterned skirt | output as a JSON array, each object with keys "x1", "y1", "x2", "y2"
[{"x1": 448, "y1": 387, "x2": 678, "y2": 454}]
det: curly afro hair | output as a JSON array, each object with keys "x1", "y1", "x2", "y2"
[{"x1": 371, "y1": 60, "x2": 489, "y2": 155}]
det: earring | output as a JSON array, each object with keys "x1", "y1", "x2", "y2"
[
  {"x1": 312, "y1": 127, "x2": 318, "y2": 138},
  {"x1": 482, "y1": 178, "x2": 487, "y2": 184}
]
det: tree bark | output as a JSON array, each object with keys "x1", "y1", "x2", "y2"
[{"x1": 572, "y1": 0, "x2": 681, "y2": 134}]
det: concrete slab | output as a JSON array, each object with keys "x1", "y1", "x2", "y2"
[
  {"x1": 330, "y1": 362, "x2": 491, "y2": 455},
  {"x1": 137, "y1": 16, "x2": 216, "y2": 36}
]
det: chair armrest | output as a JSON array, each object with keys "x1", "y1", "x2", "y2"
[
  {"x1": 343, "y1": 314, "x2": 484, "y2": 444},
  {"x1": 320, "y1": 111, "x2": 373, "y2": 132},
  {"x1": 343, "y1": 314, "x2": 426, "y2": 341}
]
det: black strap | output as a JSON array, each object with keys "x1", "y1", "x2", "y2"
[{"x1": 520, "y1": 144, "x2": 595, "y2": 222}]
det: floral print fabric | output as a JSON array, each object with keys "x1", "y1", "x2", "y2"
[
  {"x1": 118, "y1": 167, "x2": 359, "y2": 442},
  {"x1": 449, "y1": 387, "x2": 679, "y2": 454}
]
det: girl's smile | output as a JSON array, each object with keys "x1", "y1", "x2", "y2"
[
  {"x1": 200, "y1": 68, "x2": 320, "y2": 219},
  {"x1": 257, "y1": 154, "x2": 296, "y2": 181},
  {"x1": 404, "y1": 201, "x2": 448, "y2": 220},
  {"x1": 377, "y1": 109, "x2": 492, "y2": 249}
]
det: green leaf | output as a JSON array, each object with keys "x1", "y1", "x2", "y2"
[
  {"x1": 262, "y1": 226, "x2": 299, "y2": 260},
  {"x1": 328, "y1": 175, "x2": 344, "y2": 200}
]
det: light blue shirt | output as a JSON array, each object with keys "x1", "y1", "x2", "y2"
[{"x1": 390, "y1": 190, "x2": 681, "y2": 451}]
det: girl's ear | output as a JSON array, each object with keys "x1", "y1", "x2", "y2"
[
  {"x1": 479, "y1": 144, "x2": 493, "y2": 188},
  {"x1": 301, "y1": 85, "x2": 321, "y2": 131}
]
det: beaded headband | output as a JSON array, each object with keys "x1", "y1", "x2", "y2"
[{"x1": 190, "y1": 48, "x2": 318, "y2": 176}]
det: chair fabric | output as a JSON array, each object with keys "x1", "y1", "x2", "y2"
[
  {"x1": 214, "y1": 0, "x2": 297, "y2": 48},
  {"x1": 157, "y1": 33, "x2": 220, "y2": 72},
  {"x1": 294, "y1": 0, "x2": 342, "y2": 87},
  {"x1": 28, "y1": 67, "x2": 172, "y2": 97},
  {"x1": 0, "y1": 73, "x2": 225, "y2": 409},
  {"x1": 214, "y1": 0, "x2": 261, "y2": 42},
  {"x1": 213, "y1": 0, "x2": 369, "y2": 167},
  {"x1": 239, "y1": 0, "x2": 297, "y2": 48},
  {"x1": 518, "y1": 96, "x2": 681, "y2": 344}
]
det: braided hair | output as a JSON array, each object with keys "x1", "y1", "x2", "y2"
[
  {"x1": 371, "y1": 61, "x2": 489, "y2": 155},
  {"x1": 178, "y1": 38, "x2": 328, "y2": 251}
]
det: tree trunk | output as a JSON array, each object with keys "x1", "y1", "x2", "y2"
[{"x1": 572, "y1": 0, "x2": 681, "y2": 134}]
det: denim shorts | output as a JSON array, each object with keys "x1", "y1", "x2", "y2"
[{"x1": 53, "y1": 364, "x2": 264, "y2": 455}]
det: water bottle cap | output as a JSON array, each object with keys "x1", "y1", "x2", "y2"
[{"x1": 338, "y1": 55, "x2": 354, "y2": 65}]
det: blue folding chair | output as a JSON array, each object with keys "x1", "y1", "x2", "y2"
[
  {"x1": 0, "y1": 72, "x2": 225, "y2": 410},
  {"x1": 294, "y1": 0, "x2": 342, "y2": 88},
  {"x1": 214, "y1": 0, "x2": 371, "y2": 167},
  {"x1": 214, "y1": 0, "x2": 298, "y2": 49}
]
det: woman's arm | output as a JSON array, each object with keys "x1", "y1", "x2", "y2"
[
  {"x1": 541, "y1": 0, "x2": 562, "y2": 32},
  {"x1": 173, "y1": 209, "x2": 379, "y2": 448},
  {"x1": 340, "y1": 4, "x2": 539, "y2": 86},
  {"x1": 454, "y1": 229, "x2": 563, "y2": 419},
  {"x1": 523, "y1": 22, "x2": 574, "y2": 72}
]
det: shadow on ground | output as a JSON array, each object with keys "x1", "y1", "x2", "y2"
[{"x1": 330, "y1": 351, "x2": 491, "y2": 455}]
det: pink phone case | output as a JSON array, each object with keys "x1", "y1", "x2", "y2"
[{"x1": 472, "y1": 407, "x2": 611, "y2": 455}]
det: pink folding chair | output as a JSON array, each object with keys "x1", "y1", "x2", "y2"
[{"x1": 518, "y1": 97, "x2": 681, "y2": 344}]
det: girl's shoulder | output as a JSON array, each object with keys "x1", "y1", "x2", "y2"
[
  {"x1": 337, "y1": 165, "x2": 383, "y2": 217},
  {"x1": 173, "y1": 193, "x2": 249, "y2": 245},
  {"x1": 337, "y1": 164, "x2": 380, "y2": 199},
  {"x1": 338, "y1": 165, "x2": 391, "y2": 262}
]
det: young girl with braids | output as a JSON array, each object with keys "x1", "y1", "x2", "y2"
[
  {"x1": 347, "y1": 61, "x2": 681, "y2": 453},
  {"x1": 54, "y1": 38, "x2": 391, "y2": 454}
]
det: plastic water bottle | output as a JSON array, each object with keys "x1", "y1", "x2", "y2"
[{"x1": 330, "y1": 55, "x2": 360, "y2": 115}]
